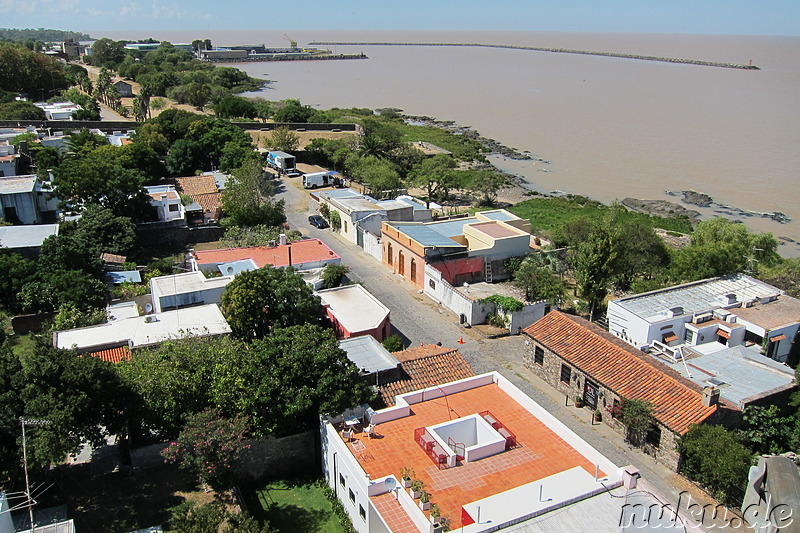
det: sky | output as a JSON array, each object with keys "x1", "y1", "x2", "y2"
[{"x1": 2, "y1": 0, "x2": 798, "y2": 36}]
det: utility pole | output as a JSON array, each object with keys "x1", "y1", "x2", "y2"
[{"x1": 20, "y1": 417, "x2": 51, "y2": 533}]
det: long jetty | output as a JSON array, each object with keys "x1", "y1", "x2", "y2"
[
  {"x1": 309, "y1": 41, "x2": 759, "y2": 70},
  {"x1": 204, "y1": 52, "x2": 367, "y2": 63}
]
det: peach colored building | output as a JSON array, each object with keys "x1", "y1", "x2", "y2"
[{"x1": 381, "y1": 210, "x2": 537, "y2": 289}]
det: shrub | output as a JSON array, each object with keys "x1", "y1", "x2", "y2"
[
  {"x1": 619, "y1": 399, "x2": 653, "y2": 446},
  {"x1": 382, "y1": 334, "x2": 404, "y2": 353},
  {"x1": 679, "y1": 424, "x2": 753, "y2": 505}
]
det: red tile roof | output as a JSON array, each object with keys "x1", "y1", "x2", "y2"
[
  {"x1": 523, "y1": 311, "x2": 716, "y2": 434},
  {"x1": 194, "y1": 239, "x2": 340, "y2": 269},
  {"x1": 87, "y1": 346, "x2": 131, "y2": 363},
  {"x1": 379, "y1": 346, "x2": 474, "y2": 406},
  {"x1": 392, "y1": 343, "x2": 456, "y2": 362},
  {"x1": 172, "y1": 175, "x2": 219, "y2": 196}
]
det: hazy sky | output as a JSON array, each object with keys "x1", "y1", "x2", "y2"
[{"x1": 3, "y1": 0, "x2": 798, "y2": 36}]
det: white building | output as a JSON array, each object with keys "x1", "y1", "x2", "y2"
[
  {"x1": 145, "y1": 185, "x2": 184, "y2": 221},
  {"x1": 608, "y1": 274, "x2": 800, "y2": 362},
  {"x1": 149, "y1": 271, "x2": 232, "y2": 313},
  {"x1": 34, "y1": 102, "x2": 82, "y2": 121},
  {"x1": 319, "y1": 372, "x2": 677, "y2": 533},
  {"x1": 53, "y1": 304, "x2": 231, "y2": 352}
]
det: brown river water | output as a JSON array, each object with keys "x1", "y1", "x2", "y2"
[{"x1": 100, "y1": 30, "x2": 800, "y2": 255}]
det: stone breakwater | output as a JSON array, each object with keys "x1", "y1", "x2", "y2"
[
  {"x1": 310, "y1": 42, "x2": 759, "y2": 70},
  {"x1": 204, "y1": 53, "x2": 367, "y2": 63}
]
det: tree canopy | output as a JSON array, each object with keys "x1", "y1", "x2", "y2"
[
  {"x1": 220, "y1": 267, "x2": 321, "y2": 340},
  {"x1": 0, "y1": 43, "x2": 69, "y2": 98},
  {"x1": 0, "y1": 340, "x2": 129, "y2": 484},
  {"x1": 221, "y1": 160, "x2": 285, "y2": 227}
]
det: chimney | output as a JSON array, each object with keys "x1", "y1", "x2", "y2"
[
  {"x1": 287, "y1": 244, "x2": 292, "y2": 266},
  {"x1": 701, "y1": 386, "x2": 720, "y2": 407},
  {"x1": 160, "y1": 194, "x2": 167, "y2": 201},
  {"x1": 279, "y1": 233, "x2": 287, "y2": 246}
]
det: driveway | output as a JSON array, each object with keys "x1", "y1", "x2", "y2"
[{"x1": 277, "y1": 178, "x2": 749, "y2": 532}]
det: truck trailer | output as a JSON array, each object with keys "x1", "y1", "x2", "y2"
[{"x1": 265, "y1": 151, "x2": 300, "y2": 176}]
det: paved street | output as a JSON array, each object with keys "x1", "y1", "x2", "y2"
[{"x1": 278, "y1": 178, "x2": 748, "y2": 532}]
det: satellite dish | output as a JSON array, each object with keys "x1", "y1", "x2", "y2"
[
  {"x1": 384, "y1": 477, "x2": 397, "y2": 492},
  {"x1": 226, "y1": 266, "x2": 234, "y2": 274},
  {"x1": 144, "y1": 303, "x2": 153, "y2": 313}
]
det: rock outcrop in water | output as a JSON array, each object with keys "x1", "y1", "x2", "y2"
[
  {"x1": 621, "y1": 198, "x2": 701, "y2": 222},
  {"x1": 682, "y1": 190, "x2": 714, "y2": 207}
]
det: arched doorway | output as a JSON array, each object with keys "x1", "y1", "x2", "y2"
[{"x1": 398, "y1": 250, "x2": 405, "y2": 276}]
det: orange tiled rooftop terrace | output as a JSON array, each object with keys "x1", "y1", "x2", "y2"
[{"x1": 339, "y1": 380, "x2": 608, "y2": 529}]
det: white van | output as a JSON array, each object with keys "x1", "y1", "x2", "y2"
[{"x1": 302, "y1": 171, "x2": 339, "y2": 189}]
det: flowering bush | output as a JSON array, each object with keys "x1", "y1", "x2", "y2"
[{"x1": 162, "y1": 409, "x2": 251, "y2": 491}]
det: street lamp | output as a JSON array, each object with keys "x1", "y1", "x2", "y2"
[{"x1": 20, "y1": 417, "x2": 51, "y2": 532}]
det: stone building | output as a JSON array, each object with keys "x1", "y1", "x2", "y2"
[{"x1": 522, "y1": 311, "x2": 720, "y2": 471}]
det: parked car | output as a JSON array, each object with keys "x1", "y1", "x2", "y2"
[{"x1": 308, "y1": 215, "x2": 329, "y2": 229}]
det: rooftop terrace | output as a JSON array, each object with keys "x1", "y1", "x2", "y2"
[{"x1": 332, "y1": 374, "x2": 620, "y2": 530}]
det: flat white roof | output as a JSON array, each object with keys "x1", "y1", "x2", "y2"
[
  {"x1": 317, "y1": 284, "x2": 390, "y2": 332},
  {"x1": 54, "y1": 304, "x2": 231, "y2": 350},
  {"x1": 0, "y1": 224, "x2": 58, "y2": 248},
  {"x1": 0, "y1": 175, "x2": 36, "y2": 194},
  {"x1": 151, "y1": 271, "x2": 232, "y2": 297},
  {"x1": 339, "y1": 336, "x2": 399, "y2": 374},
  {"x1": 612, "y1": 274, "x2": 782, "y2": 322}
]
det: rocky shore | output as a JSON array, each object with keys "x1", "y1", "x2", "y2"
[
  {"x1": 402, "y1": 114, "x2": 537, "y2": 161},
  {"x1": 666, "y1": 190, "x2": 791, "y2": 224},
  {"x1": 621, "y1": 198, "x2": 701, "y2": 222}
]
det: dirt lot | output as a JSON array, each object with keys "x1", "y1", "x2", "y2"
[{"x1": 248, "y1": 130, "x2": 356, "y2": 150}]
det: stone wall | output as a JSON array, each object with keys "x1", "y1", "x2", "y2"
[
  {"x1": 130, "y1": 430, "x2": 319, "y2": 480},
  {"x1": 522, "y1": 335, "x2": 682, "y2": 471},
  {"x1": 236, "y1": 430, "x2": 319, "y2": 481}
]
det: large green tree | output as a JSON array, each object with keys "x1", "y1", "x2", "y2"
[
  {"x1": 220, "y1": 267, "x2": 321, "y2": 340},
  {"x1": 219, "y1": 325, "x2": 374, "y2": 434},
  {"x1": 118, "y1": 336, "x2": 243, "y2": 438},
  {"x1": 0, "y1": 43, "x2": 69, "y2": 98},
  {"x1": 670, "y1": 218, "x2": 779, "y2": 282},
  {"x1": 0, "y1": 250, "x2": 37, "y2": 309},
  {"x1": 0, "y1": 101, "x2": 46, "y2": 120},
  {"x1": 513, "y1": 258, "x2": 567, "y2": 304},
  {"x1": 409, "y1": 154, "x2": 457, "y2": 208},
  {"x1": 572, "y1": 226, "x2": 617, "y2": 321},
  {"x1": 87, "y1": 38, "x2": 126, "y2": 67},
  {"x1": 0, "y1": 341, "x2": 129, "y2": 480},
  {"x1": 51, "y1": 152, "x2": 149, "y2": 217},
  {"x1": 221, "y1": 159, "x2": 285, "y2": 227}
]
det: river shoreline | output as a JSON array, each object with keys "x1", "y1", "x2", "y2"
[{"x1": 400, "y1": 114, "x2": 797, "y2": 252}]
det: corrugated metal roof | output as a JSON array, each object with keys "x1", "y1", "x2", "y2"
[
  {"x1": 386, "y1": 223, "x2": 463, "y2": 248},
  {"x1": 612, "y1": 274, "x2": 781, "y2": 322}
]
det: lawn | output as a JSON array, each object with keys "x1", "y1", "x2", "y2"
[{"x1": 243, "y1": 478, "x2": 344, "y2": 533}]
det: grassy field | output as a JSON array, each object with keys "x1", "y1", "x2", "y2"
[
  {"x1": 243, "y1": 478, "x2": 344, "y2": 533},
  {"x1": 398, "y1": 123, "x2": 488, "y2": 161},
  {"x1": 508, "y1": 195, "x2": 694, "y2": 236}
]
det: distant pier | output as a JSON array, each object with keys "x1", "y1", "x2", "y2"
[
  {"x1": 309, "y1": 41, "x2": 759, "y2": 70},
  {"x1": 204, "y1": 52, "x2": 367, "y2": 63}
]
